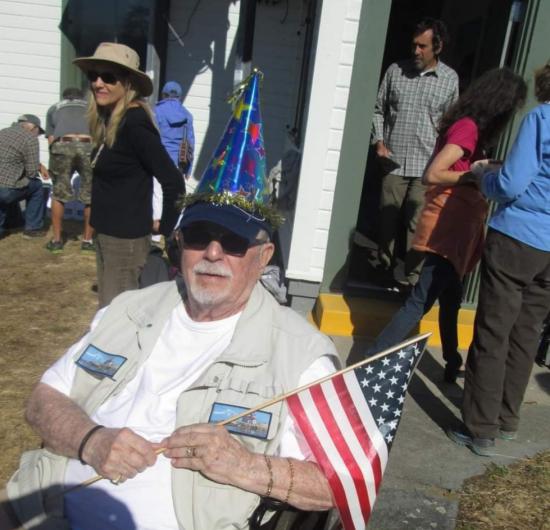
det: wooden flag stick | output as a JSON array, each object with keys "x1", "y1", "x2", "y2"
[
  {"x1": 61, "y1": 332, "x2": 431, "y2": 495},
  {"x1": 54, "y1": 446, "x2": 168, "y2": 497},
  {"x1": 58, "y1": 474, "x2": 104, "y2": 496},
  {"x1": 218, "y1": 332, "x2": 431, "y2": 426}
]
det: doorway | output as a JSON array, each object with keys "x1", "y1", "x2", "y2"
[{"x1": 347, "y1": 0, "x2": 521, "y2": 294}]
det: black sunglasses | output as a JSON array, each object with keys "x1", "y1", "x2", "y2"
[
  {"x1": 87, "y1": 70, "x2": 120, "y2": 85},
  {"x1": 181, "y1": 226, "x2": 267, "y2": 256}
]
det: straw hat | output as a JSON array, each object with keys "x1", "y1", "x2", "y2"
[{"x1": 73, "y1": 42, "x2": 153, "y2": 97}]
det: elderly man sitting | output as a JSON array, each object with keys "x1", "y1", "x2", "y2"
[{"x1": 4, "y1": 72, "x2": 339, "y2": 530}]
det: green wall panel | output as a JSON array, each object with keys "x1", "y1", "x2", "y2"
[{"x1": 321, "y1": 0, "x2": 391, "y2": 292}]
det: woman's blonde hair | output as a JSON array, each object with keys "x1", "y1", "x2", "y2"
[{"x1": 87, "y1": 78, "x2": 157, "y2": 148}]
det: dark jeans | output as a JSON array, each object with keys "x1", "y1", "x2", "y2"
[
  {"x1": 96, "y1": 233, "x2": 151, "y2": 308},
  {"x1": 463, "y1": 229, "x2": 550, "y2": 439},
  {"x1": 366, "y1": 253, "x2": 463, "y2": 369},
  {"x1": 0, "y1": 178, "x2": 45, "y2": 235}
]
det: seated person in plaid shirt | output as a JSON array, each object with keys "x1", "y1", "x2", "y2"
[
  {"x1": 0, "y1": 114, "x2": 48, "y2": 239},
  {"x1": 372, "y1": 17, "x2": 458, "y2": 288}
]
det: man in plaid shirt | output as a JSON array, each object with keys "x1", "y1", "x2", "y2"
[
  {"x1": 0, "y1": 114, "x2": 47, "y2": 239},
  {"x1": 372, "y1": 18, "x2": 458, "y2": 287}
]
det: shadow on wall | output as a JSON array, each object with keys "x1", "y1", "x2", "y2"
[
  {"x1": 165, "y1": 1, "x2": 308, "y2": 183},
  {"x1": 164, "y1": 1, "x2": 239, "y2": 181}
]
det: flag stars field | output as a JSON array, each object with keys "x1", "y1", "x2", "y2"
[{"x1": 286, "y1": 335, "x2": 429, "y2": 530}]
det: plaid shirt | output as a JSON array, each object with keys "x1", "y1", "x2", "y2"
[
  {"x1": 0, "y1": 124, "x2": 40, "y2": 188},
  {"x1": 372, "y1": 59, "x2": 459, "y2": 178}
]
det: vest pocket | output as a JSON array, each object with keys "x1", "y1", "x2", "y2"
[
  {"x1": 211, "y1": 377, "x2": 283, "y2": 439},
  {"x1": 194, "y1": 378, "x2": 283, "y2": 491}
]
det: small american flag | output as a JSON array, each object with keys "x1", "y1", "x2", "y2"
[{"x1": 287, "y1": 335, "x2": 429, "y2": 530}]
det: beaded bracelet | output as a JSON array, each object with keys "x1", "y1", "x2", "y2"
[
  {"x1": 284, "y1": 458, "x2": 295, "y2": 504},
  {"x1": 264, "y1": 454, "x2": 274, "y2": 497},
  {"x1": 78, "y1": 425, "x2": 105, "y2": 465}
]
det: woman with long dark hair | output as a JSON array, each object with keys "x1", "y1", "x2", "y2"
[
  {"x1": 365, "y1": 68, "x2": 527, "y2": 383},
  {"x1": 74, "y1": 43, "x2": 185, "y2": 307},
  {"x1": 448, "y1": 62, "x2": 550, "y2": 456}
]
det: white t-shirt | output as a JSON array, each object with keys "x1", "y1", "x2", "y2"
[{"x1": 42, "y1": 303, "x2": 336, "y2": 530}]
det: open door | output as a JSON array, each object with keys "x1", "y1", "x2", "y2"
[{"x1": 347, "y1": 0, "x2": 525, "y2": 296}]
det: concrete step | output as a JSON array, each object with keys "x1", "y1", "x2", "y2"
[{"x1": 312, "y1": 293, "x2": 476, "y2": 349}]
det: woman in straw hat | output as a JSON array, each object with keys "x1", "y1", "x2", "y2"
[{"x1": 74, "y1": 42, "x2": 185, "y2": 307}]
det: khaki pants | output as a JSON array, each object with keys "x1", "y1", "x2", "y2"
[
  {"x1": 378, "y1": 173, "x2": 425, "y2": 284},
  {"x1": 96, "y1": 233, "x2": 151, "y2": 308}
]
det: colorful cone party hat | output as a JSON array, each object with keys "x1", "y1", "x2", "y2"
[{"x1": 182, "y1": 70, "x2": 283, "y2": 231}]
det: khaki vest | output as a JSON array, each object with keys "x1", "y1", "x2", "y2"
[{"x1": 8, "y1": 279, "x2": 340, "y2": 530}]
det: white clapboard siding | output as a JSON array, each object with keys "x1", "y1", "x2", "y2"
[
  {"x1": 286, "y1": 0, "x2": 362, "y2": 282},
  {"x1": 165, "y1": 0, "x2": 359, "y2": 283},
  {"x1": 164, "y1": 0, "x2": 306, "y2": 182},
  {"x1": 0, "y1": 0, "x2": 62, "y2": 163}
]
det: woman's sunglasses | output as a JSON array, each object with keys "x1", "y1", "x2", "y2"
[
  {"x1": 181, "y1": 225, "x2": 267, "y2": 257},
  {"x1": 87, "y1": 70, "x2": 120, "y2": 85}
]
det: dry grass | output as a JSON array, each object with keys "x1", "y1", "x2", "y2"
[
  {"x1": 456, "y1": 452, "x2": 550, "y2": 530},
  {"x1": 0, "y1": 220, "x2": 549, "y2": 530},
  {"x1": 0, "y1": 221, "x2": 97, "y2": 483}
]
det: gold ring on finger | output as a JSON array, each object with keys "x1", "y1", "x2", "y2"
[{"x1": 185, "y1": 446, "x2": 197, "y2": 458}]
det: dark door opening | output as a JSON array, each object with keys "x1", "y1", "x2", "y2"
[{"x1": 347, "y1": 0, "x2": 520, "y2": 295}]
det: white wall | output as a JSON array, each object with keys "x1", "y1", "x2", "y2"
[
  {"x1": 164, "y1": 0, "x2": 305, "y2": 183},
  {"x1": 285, "y1": 0, "x2": 362, "y2": 283},
  {"x1": 0, "y1": 0, "x2": 62, "y2": 162},
  {"x1": 166, "y1": 0, "x2": 361, "y2": 285}
]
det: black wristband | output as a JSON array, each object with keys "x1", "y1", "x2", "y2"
[{"x1": 78, "y1": 425, "x2": 104, "y2": 465}]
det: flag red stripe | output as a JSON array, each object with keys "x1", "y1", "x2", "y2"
[
  {"x1": 310, "y1": 381, "x2": 372, "y2": 525},
  {"x1": 333, "y1": 373, "x2": 384, "y2": 492},
  {"x1": 287, "y1": 392, "x2": 355, "y2": 530}
]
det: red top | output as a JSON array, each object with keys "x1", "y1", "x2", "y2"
[{"x1": 412, "y1": 117, "x2": 489, "y2": 277}]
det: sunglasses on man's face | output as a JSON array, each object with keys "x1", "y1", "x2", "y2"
[
  {"x1": 181, "y1": 225, "x2": 267, "y2": 257},
  {"x1": 87, "y1": 70, "x2": 120, "y2": 85}
]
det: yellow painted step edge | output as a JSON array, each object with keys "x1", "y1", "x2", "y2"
[{"x1": 311, "y1": 293, "x2": 475, "y2": 350}]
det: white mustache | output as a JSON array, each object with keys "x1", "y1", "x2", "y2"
[{"x1": 193, "y1": 261, "x2": 233, "y2": 278}]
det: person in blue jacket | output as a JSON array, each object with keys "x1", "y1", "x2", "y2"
[
  {"x1": 154, "y1": 81, "x2": 195, "y2": 176},
  {"x1": 447, "y1": 61, "x2": 550, "y2": 456},
  {"x1": 152, "y1": 81, "x2": 195, "y2": 237}
]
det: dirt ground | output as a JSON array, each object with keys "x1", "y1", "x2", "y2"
[
  {"x1": 0, "y1": 221, "x2": 97, "y2": 483},
  {"x1": 456, "y1": 452, "x2": 550, "y2": 530},
  {"x1": 0, "y1": 220, "x2": 548, "y2": 529}
]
